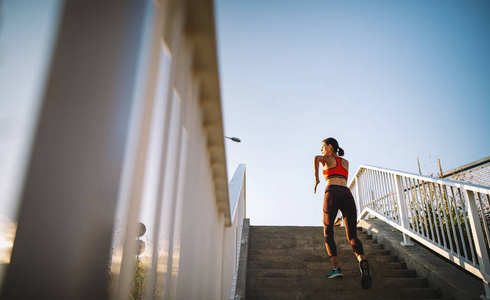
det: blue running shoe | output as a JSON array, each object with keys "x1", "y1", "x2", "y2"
[
  {"x1": 359, "y1": 259, "x2": 372, "y2": 289},
  {"x1": 326, "y1": 267, "x2": 343, "y2": 279}
]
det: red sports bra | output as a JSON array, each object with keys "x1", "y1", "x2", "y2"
[{"x1": 323, "y1": 156, "x2": 348, "y2": 180}]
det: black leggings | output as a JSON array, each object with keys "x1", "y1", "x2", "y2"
[{"x1": 323, "y1": 185, "x2": 364, "y2": 257}]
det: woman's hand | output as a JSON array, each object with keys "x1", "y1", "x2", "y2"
[{"x1": 314, "y1": 179, "x2": 320, "y2": 194}]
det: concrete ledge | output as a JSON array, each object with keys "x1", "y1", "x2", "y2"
[
  {"x1": 235, "y1": 218, "x2": 250, "y2": 300},
  {"x1": 359, "y1": 219, "x2": 484, "y2": 300}
]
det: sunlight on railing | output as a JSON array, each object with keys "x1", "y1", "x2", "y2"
[{"x1": 0, "y1": 216, "x2": 16, "y2": 265}]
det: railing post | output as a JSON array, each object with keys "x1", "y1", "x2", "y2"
[
  {"x1": 394, "y1": 175, "x2": 414, "y2": 246},
  {"x1": 355, "y1": 177, "x2": 362, "y2": 214},
  {"x1": 464, "y1": 190, "x2": 490, "y2": 299}
]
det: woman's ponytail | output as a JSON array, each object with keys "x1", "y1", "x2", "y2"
[{"x1": 323, "y1": 137, "x2": 345, "y2": 156}]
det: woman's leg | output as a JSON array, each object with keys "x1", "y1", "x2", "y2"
[
  {"x1": 343, "y1": 214, "x2": 365, "y2": 260},
  {"x1": 340, "y1": 189, "x2": 365, "y2": 258},
  {"x1": 340, "y1": 187, "x2": 372, "y2": 289},
  {"x1": 323, "y1": 188, "x2": 339, "y2": 268}
]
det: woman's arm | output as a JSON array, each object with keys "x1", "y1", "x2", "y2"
[{"x1": 314, "y1": 155, "x2": 325, "y2": 193}]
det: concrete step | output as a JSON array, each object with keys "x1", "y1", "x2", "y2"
[
  {"x1": 245, "y1": 226, "x2": 443, "y2": 300},
  {"x1": 248, "y1": 241, "x2": 380, "y2": 251},
  {"x1": 249, "y1": 228, "x2": 369, "y2": 239},
  {"x1": 248, "y1": 253, "x2": 398, "y2": 263},
  {"x1": 250, "y1": 226, "x2": 325, "y2": 234},
  {"x1": 248, "y1": 260, "x2": 407, "y2": 270},
  {"x1": 249, "y1": 226, "x2": 366, "y2": 234},
  {"x1": 249, "y1": 277, "x2": 429, "y2": 289},
  {"x1": 250, "y1": 226, "x2": 366, "y2": 237},
  {"x1": 249, "y1": 236, "x2": 378, "y2": 247},
  {"x1": 248, "y1": 247, "x2": 390, "y2": 257},
  {"x1": 247, "y1": 287, "x2": 441, "y2": 300},
  {"x1": 247, "y1": 268, "x2": 417, "y2": 279}
]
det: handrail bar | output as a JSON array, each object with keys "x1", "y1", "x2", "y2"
[
  {"x1": 349, "y1": 164, "x2": 490, "y2": 194},
  {"x1": 229, "y1": 164, "x2": 246, "y2": 222}
]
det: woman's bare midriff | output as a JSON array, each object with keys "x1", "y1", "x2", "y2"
[{"x1": 326, "y1": 178, "x2": 347, "y2": 187}]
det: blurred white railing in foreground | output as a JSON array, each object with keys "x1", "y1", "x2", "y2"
[
  {"x1": 350, "y1": 165, "x2": 490, "y2": 298},
  {"x1": 0, "y1": 1, "x2": 245, "y2": 299}
]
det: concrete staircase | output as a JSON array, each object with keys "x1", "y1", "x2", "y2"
[{"x1": 246, "y1": 226, "x2": 443, "y2": 300}]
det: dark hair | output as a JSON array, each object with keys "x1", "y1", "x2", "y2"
[{"x1": 322, "y1": 137, "x2": 345, "y2": 156}]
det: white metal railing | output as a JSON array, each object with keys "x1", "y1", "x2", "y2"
[
  {"x1": 229, "y1": 164, "x2": 247, "y2": 223},
  {"x1": 350, "y1": 165, "x2": 490, "y2": 298},
  {"x1": 226, "y1": 164, "x2": 246, "y2": 300}
]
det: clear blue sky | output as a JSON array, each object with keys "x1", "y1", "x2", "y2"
[{"x1": 214, "y1": 0, "x2": 490, "y2": 226}]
